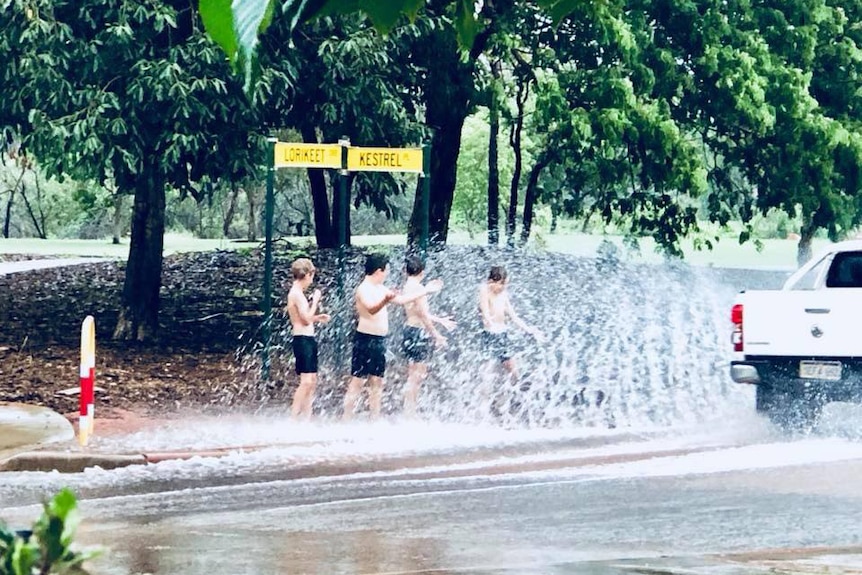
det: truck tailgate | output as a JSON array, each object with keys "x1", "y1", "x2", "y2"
[{"x1": 741, "y1": 289, "x2": 862, "y2": 357}]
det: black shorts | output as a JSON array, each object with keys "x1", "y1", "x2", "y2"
[
  {"x1": 292, "y1": 335, "x2": 318, "y2": 374},
  {"x1": 482, "y1": 330, "x2": 512, "y2": 362},
  {"x1": 351, "y1": 331, "x2": 387, "y2": 378},
  {"x1": 401, "y1": 325, "x2": 432, "y2": 363}
]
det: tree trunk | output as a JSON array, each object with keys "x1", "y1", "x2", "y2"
[
  {"x1": 3, "y1": 189, "x2": 13, "y2": 238},
  {"x1": 32, "y1": 171, "x2": 47, "y2": 237},
  {"x1": 506, "y1": 81, "x2": 528, "y2": 247},
  {"x1": 798, "y1": 216, "x2": 817, "y2": 267},
  {"x1": 331, "y1": 173, "x2": 353, "y2": 246},
  {"x1": 4, "y1": 165, "x2": 26, "y2": 238},
  {"x1": 520, "y1": 155, "x2": 551, "y2": 245},
  {"x1": 113, "y1": 172, "x2": 166, "y2": 342},
  {"x1": 222, "y1": 184, "x2": 239, "y2": 238},
  {"x1": 112, "y1": 192, "x2": 124, "y2": 244},
  {"x1": 301, "y1": 124, "x2": 335, "y2": 248},
  {"x1": 487, "y1": 63, "x2": 501, "y2": 246},
  {"x1": 309, "y1": 168, "x2": 334, "y2": 247},
  {"x1": 245, "y1": 186, "x2": 257, "y2": 241},
  {"x1": 407, "y1": 27, "x2": 477, "y2": 247},
  {"x1": 19, "y1": 182, "x2": 45, "y2": 239}
]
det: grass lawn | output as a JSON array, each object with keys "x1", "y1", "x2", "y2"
[
  {"x1": 0, "y1": 234, "x2": 248, "y2": 258},
  {"x1": 0, "y1": 231, "x2": 832, "y2": 270}
]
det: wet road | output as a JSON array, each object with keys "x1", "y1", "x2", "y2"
[{"x1": 3, "y1": 406, "x2": 862, "y2": 574}]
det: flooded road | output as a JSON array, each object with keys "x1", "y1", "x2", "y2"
[{"x1": 4, "y1": 406, "x2": 862, "y2": 574}]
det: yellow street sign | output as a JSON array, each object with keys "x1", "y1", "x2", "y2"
[
  {"x1": 347, "y1": 147, "x2": 424, "y2": 173},
  {"x1": 274, "y1": 142, "x2": 342, "y2": 169}
]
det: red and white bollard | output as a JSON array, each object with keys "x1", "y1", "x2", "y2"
[{"x1": 78, "y1": 316, "x2": 96, "y2": 446}]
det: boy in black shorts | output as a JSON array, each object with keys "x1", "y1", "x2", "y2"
[
  {"x1": 478, "y1": 265, "x2": 542, "y2": 387},
  {"x1": 400, "y1": 255, "x2": 455, "y2": 417},
  {"x1": 286, "y1": 258, "x2": 330, "y2": 418},
  {"x1": 344, "y1": 253, "x2": 443, "y2": 420}
]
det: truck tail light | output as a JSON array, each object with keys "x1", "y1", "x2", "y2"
[{"x1": 730, "y1": 303, "x2": 743, "y2": 352}]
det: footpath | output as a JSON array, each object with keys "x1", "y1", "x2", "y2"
[{"x1": 0, "y1": 402, "x2": 258, "y2": 473}]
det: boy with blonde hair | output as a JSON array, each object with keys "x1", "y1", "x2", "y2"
[{"x1": 286, "y1": 258, "x2": 330, "y2": 418}]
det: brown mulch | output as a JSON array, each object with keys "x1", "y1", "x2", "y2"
[{"x1": 0, "y1": 245, "x2": 333, "y2": 422}]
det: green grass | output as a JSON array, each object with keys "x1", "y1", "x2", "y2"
[
  {"x1": 0, "y1": 233, "x2": 248, "y2": 258},
  {"x1": 353, "y1": 231, "x2": 828, "y2": 270},
  {"x1": 0, "y1": 231, "x2": 833, "y2": 269}
]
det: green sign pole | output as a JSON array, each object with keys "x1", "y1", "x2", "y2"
[
  {"x1": 337, "y1": 137, "x2": 350, "y2": 247},
  {"x1": 419, "y1": 142, "x2": 431, "y2": 256},
  {"x1": 261, "y1": 136, "x2": 277, "y2": 381},
  {"x1": 336, "y1": 137, "x2": 350, "y2": 371}
]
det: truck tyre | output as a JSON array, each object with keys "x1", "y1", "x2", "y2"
[{"x1": 756, "y1": 385, "x2": 821, "y2": 431}]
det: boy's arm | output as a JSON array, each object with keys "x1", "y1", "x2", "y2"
[
  {"x1": 506, "y1": 296, "x2": 540, "y2": 337},
  {"x1": 291, "y1": 291, "x2": 316, "y2": 325},
  {"x1": 428, "y1": 313, "x2": 456, "y2": 331},
  {"x1": 308, "y1": 289, "x2": 320, "y2": 316},
  {"x1": 308, "y1": 289, "x2": 330, "y2": 322},
  {"x1": 357, "y1": 285, "x2": 395, "y2": 315},
  {"x1": 478, "y1": 285, "x2": 493, "y2": 328},
  {"x1": 391, "y1": 279, "x2": 443, "y2": 305},
  {"x1": 417, "y1": 297, "x2": 446, "y2": 344}
]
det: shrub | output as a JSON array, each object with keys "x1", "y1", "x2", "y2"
[{"x1": 0, "y1": 489, "x2": 98, "y2": 575}]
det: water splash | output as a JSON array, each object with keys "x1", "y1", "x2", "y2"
[{"x1": 227, "y1": 244, "x2": 786, "y2": 429}]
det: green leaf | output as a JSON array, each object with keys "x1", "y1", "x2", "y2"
[
  {"x1": 364, "y1": 0, "x2": 424, "y2": 33},
  {"x1": 537, "y1": 0, "x2": 582, "y2": 26},
  {"x1": 234, "y1": 0, "x2": 279, "y2": 90},
  {"x1": 283, "y1": 0, "x2": 313, "y2": 37},
  {"x1": 454, "y1": 0, "x2": 482, "y2": 51},
  {"x1": 199, "y1": 0, "x2": 237, "y2": 64}
]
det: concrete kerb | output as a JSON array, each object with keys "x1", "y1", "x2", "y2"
[{"x1": 0, "y1": 445, "x2": 271, "y2": 473}]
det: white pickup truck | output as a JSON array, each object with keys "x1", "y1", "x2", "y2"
[{"x1": 730, "y1": 240, "x2": 862, "y2": 427}]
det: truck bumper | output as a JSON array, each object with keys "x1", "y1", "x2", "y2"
[
  {"x1": 730, "y1": 362, "x2": 761, "y2": 384},
  {"x1": 732, "y1": 357, "x2": 862, "y2": 403}
]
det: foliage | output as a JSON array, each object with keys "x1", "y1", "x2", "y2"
[
  {"x1": 0, "y1": 0, "x2": 281, "y2": 339},
  {"x1": 0, "y1": 159, "x2": 102, "y2": 239},
  {"x1": 269, "y1": 13, "x2": 427, "y2": 230},
  {"x1": 200, "y1": 0, "x2": 486, "y2": 91},
  {"x1": 646, "y1": 0, "x2": 862, "y2": 252},
  {"x1": 452, "y1": 113, "x2": 514, "y2": 235},
  {"x1": 0, "y1": 489, "x2": 98, "y2": 575}
]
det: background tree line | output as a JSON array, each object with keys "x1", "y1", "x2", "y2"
[{"x1": 2, "y1": 0, "x2": 860, "y2": 341}]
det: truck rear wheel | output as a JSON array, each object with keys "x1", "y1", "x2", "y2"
[{"x1": 755, "y1": 385, "x2": 822, "y2": 431}]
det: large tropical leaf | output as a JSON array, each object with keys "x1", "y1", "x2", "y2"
[{"x1": 199, "y1": 0, "x2": 498, "y2": 92}]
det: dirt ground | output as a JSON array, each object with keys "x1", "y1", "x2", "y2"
[{"x1": 0, "y1": 246, "x2": 338, "y2": 427}]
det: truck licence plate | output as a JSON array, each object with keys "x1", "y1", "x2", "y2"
[{"x1": 799, "y1": 360, "x2": 842, "y2": 381}]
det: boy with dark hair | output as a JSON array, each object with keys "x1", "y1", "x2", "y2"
[
  {"x1": 285, "y1": 258, "x2": 330, "y2": 419},
  {"x1": 400, "y1": 255, "x2": 456, "y2": 417},
  {"x1": 478, "y1": 264, "x2": 542, "y2": 381},
  {"x1": 344, "y1": 252, "x2": 443, "y2": 421}
]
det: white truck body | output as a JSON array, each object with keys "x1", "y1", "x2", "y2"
[{"x1": 730, "y1": 240, "x2": 862, "y2": 426}]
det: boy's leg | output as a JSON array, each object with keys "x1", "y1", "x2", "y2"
[
  {"x1": 368, "y1": 375, "x2": 384, "y2": 419},
  {"x1": 502, "y1": 358, "x2": 519, "y2": 381},
  {"x1": 301, "y1": 373, "x2": 318, "y2": 418},
  {"x1": 343, "y1": 376, "x2": 365, "y2": 421},
  {"x1": 291, "y1": 372, "x2": 315, "y2": 418},
  {"x1": 477, "y1": 358, "x2": 498, "y2": 419},
  {"x1": 403, "y1": 362, "x2": 428, "y2": 417}
]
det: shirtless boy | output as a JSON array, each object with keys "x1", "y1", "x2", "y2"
[
  {"x1": 401, "y1": 255, "x2": 456, "y2": 417},
  {"x1": 344, "y1": 253, "x2": 443, "y2": 421},
  {"x1": 285, "y1": 258, "x2": 330, "y2": 419},
  {"x1": 478, "y1": 265, "x2": 542, "y2": 381}
]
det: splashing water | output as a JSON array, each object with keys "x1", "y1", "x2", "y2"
[{"x1": 227, "y1": 244, "x2": 788, "y2": 430}]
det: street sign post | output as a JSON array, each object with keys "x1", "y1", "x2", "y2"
[
  {"x1": 274, "y1": 142, "x2": 342, "y2": 169},
  {"x1": 260, "y1": 139, "x2": 431, "y2": 381},
  {"x1": 346, "y1": 147, "x2": 424, "y2": 173}
]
